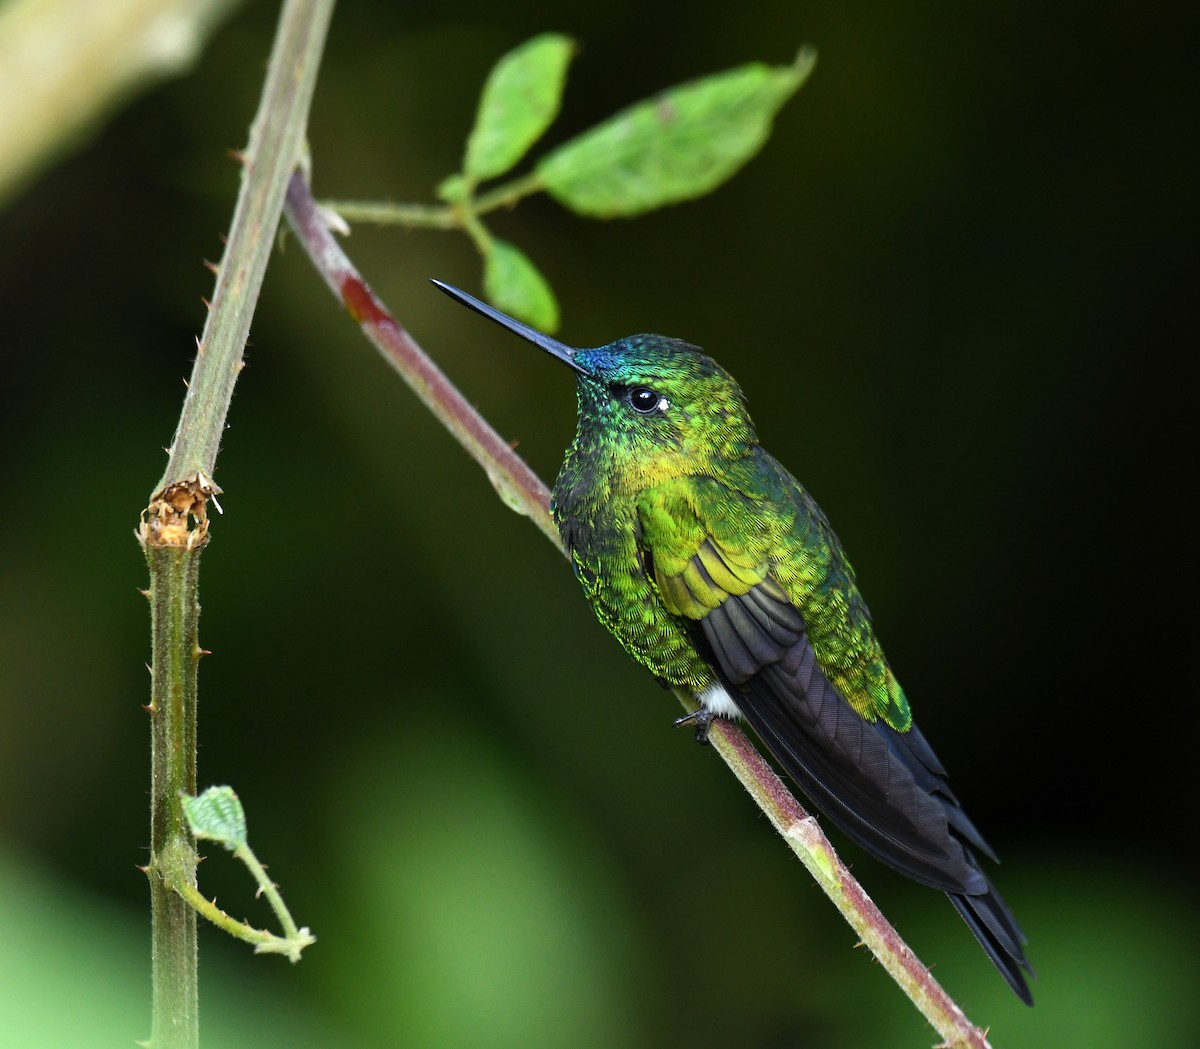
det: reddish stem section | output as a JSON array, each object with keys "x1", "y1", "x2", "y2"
[
  {"x1": 285, "y1": 172, "x2": 557, "y2": 545},
  {"x1": 340, "y1": 274, "x2": 393, "y2": 328}
]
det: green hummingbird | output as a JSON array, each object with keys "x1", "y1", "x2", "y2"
[{"x1": 433, "y1": 280, "x2": 1034, "y2": 1004}]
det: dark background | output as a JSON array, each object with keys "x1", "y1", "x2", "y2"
[{"x1": 0, "y1": 2, "x2": 1193, "y2": 1046}]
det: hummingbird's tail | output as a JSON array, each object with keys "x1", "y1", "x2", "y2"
[
  {"x1": 693, "y1": 596, "x2": 1036, "y2": 1003},
  {"x1": 949, "y1": 880, "x2": 1034, "y2": 1005},
  {"x1": 728, "y1": 664, "x2": 1036, "y2": 1003}
]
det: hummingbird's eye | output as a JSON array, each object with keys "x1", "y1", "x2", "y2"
[{"x1": 628, "y1": 387, "x2": 661, "y2": 414}]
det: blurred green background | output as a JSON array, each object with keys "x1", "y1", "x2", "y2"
[{"x1": 1, "y1": 2, "x2": 1193, "y2": 1047}]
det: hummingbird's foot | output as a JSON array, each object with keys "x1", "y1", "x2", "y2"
[{"x1": 673, "y1": 707, "x2": 714, "y2": 745}]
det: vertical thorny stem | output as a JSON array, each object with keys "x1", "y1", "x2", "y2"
[
  {"x1": 137, "y1": 1, "x2": 334, "y2": 1046},
  {"x1": 144, "y1": 523, "x2": 207, "y2": 1049}
]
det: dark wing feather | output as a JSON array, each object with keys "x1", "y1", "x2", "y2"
[
  {"x1": 698, "y1": 585, "x2": 981, "y2": 890},
  {"x1": 694, "y1": 574, "x2": 1034, "y2": 1003}
]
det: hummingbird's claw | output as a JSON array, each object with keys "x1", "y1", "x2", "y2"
[{"x1": 673, "y1": 707, "x2": 714, "y2": 745}]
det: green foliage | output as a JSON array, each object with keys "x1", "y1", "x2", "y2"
[
  {"x1": 181, "y1": 785, "x2": 315, "y2": 961},
  {"x1": 329, "y1": 38, "x2": 816, "y2": 330},
  {"x1": 483, "y1": 238, "x2": 559, "y2": 332},
  {"x1": 538, "y1": 48, "x2": 816, "y2": 217},
  {"x1": 463, "y1": 33, "x2": 575, "y2": 184},
  {"x1": 183, "y1": 785, "x2": 247, "y2": 850}
]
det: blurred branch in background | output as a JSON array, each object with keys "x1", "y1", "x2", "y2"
[{"x1": 0, "y1": 0, "x2": 243, "y2": 207}]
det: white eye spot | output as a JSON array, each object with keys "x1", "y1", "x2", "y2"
[{"x1": 625, "y1": 386, "x2": 671, "y2": 415}]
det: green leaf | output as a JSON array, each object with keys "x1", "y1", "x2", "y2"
[
  {"x1": 465, "y1": 33, "x2": 576, "y2": 183},
  {"x1": 183, "y1": 785, "x2": 247, "y2": 850},
  {"x1": 537, "y1": 47, "x2": 816, "y2": 218},
  {"x1": 436, "y1": 173, "x2": 469, "y2": 204},
  {"x1": 483, "y1": 239, "x2": 560, "y2": 332}
]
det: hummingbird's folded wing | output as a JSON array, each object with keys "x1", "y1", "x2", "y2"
[
  {"x1": 640, "y1": 471, "x2": 1031, "y2": 1000},
  {"x1": 700, "y1": 569, "x2": 990, "y2": 893},
  {"x1": 652, "y1": 533, "x2": 1031, "y2": 997},
  {"x1": 658, "y1": 540, "x2": 989, "y2": 893}
]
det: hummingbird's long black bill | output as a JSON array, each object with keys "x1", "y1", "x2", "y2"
[{"x1": 430, "y1": 279, "x2": 588, "y2": 376}]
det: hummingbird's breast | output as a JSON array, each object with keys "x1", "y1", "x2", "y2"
[{"x1": 551, "y1": 456, "x2": 715, "y2": 691}]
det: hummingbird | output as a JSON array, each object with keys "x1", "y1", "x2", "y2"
[{"x1": 432, "y1": 279, "x2": 1034, "y2": 1005}]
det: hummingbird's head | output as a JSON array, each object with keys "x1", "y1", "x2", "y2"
[
  {"x1": 567, "y1": 335, "x2": 757, "y2": 471},
  {"x1": 432, "y1": 281, "x2": 758, "y2": 474}
]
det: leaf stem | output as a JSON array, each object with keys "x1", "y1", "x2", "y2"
[
  {"x1": 174, "y1": 853, "x2": 316, "y2": 963},
  {"x1": 283, "y1": 167, "x2": 995, "y2": 1048},
  {"x1": 473, "y1": 171, "x2": 545, "y2": 213},
  {"x1": 317, "y1": 199, "x2": 462, "y2": 228},
  {"x1": 232, "y1": 841, "x2": 310, "y2": 949},
  {"x1": 320, "y1": 170, "x2": 546, "y2": 229}
]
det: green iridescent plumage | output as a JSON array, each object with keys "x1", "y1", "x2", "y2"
[
  {"x1": 554, "y1": 339, "x2": 909, "y2": 730},
  {"x1": 434, "y1": 281, "x2": 1033, "y2": 1005}
]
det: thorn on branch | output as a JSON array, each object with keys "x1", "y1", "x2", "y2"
[{"x1": 315, "y1": 204, "x2": 349, "y2": 236}]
